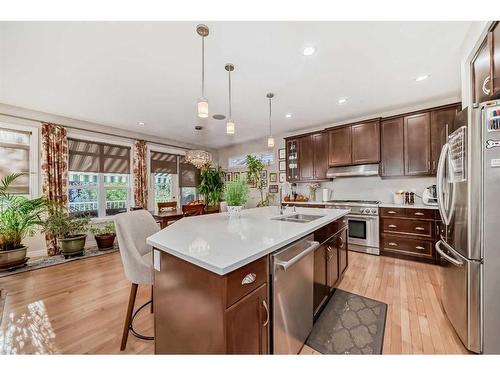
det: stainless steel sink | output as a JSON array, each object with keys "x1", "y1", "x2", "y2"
[{"x1": 272, "y1": 214, "x2": 325, "y2": 223}]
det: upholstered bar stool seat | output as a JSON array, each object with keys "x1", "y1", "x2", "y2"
[{"x1": 114, "y1": 210, "x2": 159, "y2": 350}]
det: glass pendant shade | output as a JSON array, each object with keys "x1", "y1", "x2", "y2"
[
  {"x1": 185, "y1": 149, "x2": 212, "y2": 169},
  {"x1": 226, "y1": 120, "x2": 235, "y2": 135},
  {"x1": 197, "y1": 97, "x2": 209, "y2": 118},
  {"x1": 267, "y1": 136, "x2": 275, "y2": 148}
]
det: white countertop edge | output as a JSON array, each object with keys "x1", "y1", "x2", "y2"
[
  {"x1": 148, "y1": 209, "x2": 349, "y2": 276},
  {"x1": 379, "y1": 202, "x2": 438, "y2": 210}
]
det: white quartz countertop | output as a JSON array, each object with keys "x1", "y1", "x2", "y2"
[
  {"x1": 147, "y1": 206, "x2": 349, "y2": 276},
  {"x1": 379, "y1": 202, "x2": 438, "y2": 210}
]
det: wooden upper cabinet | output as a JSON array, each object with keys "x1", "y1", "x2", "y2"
[
  {"x1": 404, "y1": 113, "x2": 431, "y2": 176},
  {"x1": 312, "y1": 132, "x2": 328, "y2": 179},
  {"x1": 380, "y1": 117, "x2": 404, "y2": 177},
  {"x1": 430, "y1": 106, "x2": 459, "y2": 174},
  {"x1": 351, "y1": 121, "x2": 380, "y2": 165},
  {"x1": 225, "y1": 283, "x2": 268, "y2": 354},
  {"x1": 472, "y1": 40, "x2": 492, "y2": 104},
  {"x1": 285, "y1": 139, "x2": 299, "y2": 182},
  {"x1": 328, "y1": 126, "x2": 352, "y2": 166},
  {"x1": 492, "y1": 22, "x2": 500, "y2": 98},
  {"x1": 299, "y1": 135, "x2": 314, "y2": 181}
]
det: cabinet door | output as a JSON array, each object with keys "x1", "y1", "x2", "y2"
[
  {"x1": 351, "y1": 121, "x2": 380, "y2": 165},
  {"x1": 313, "y1": 244, "x2": 328, "y2": 315},
  {"x1": 328, "y1": 126, "x2": 352, "y2": 166},
  {"x1": 404, "y1": 112, "x2": 431, "y2": 176},
  {"x1": 380, "y1": 118, "x2": 404, "y2": 177},
  {"x1": 338, "y1": 228, "x2": 348, "y2": 276},
  {"x1": 430, "y1": 107, "x2": 459, "y2": 174},
  {"x1": 226, "y1": 283, "x2": 268, "y2": 354},
  {"x1": 312, "y1": 132, "x2": 328, "y2": 179},
  {"x1": 326, "y1": 237, "x2": 339, "y2": 289},
  {"x1": 299, "y1": 135, "x2": 314, "y2": 181},
  {"x1": 286, "y1": 139, "x2": 299, "y2": 181},
  {"x1": 492, "y1": 22, "x2": 500, "y2": 98},
  {"x1": 472, "y1": 40, "x2": 492, "y2": 104}
]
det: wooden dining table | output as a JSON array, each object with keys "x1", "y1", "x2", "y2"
[{"x1": 150, "y1": 209, "x2": 185, "y2": 229}]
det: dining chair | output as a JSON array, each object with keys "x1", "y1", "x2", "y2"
[
  {"x1": 114, "y1": 210, "x2": 158, "y2": 350},
  {"x1": 157, "y1": 201, "x2": 177, "y2": 212},
  {"x1": 182, "y1": 203, "x2": 205, "y2": 216}
]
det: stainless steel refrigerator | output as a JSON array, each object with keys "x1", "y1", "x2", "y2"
[{"x1": 435, "y1": 99, "x2": 500, "y2": 354}]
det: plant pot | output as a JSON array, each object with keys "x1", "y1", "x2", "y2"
[
  {"x1": 227, "y1": 205, "x2": 243, "y2": 218},
  {"x1": 0, "y1": 246, "x2": 28, "y2": 270},
  {"x1": 58, "y1": 234, "x2": 87, "y2": 258},
  {"x1": 94, "y1": 234, "x2": 116, "y2": 250}
]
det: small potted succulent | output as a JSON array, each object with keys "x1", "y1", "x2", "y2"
[
  {"x1": 90, "y1": 222, "x2": 116, "y2": 250},
  {"x1": 43, "y1": 206, "x2": 90, "y2": 258},
  {"x1": 223, "y1": 178, "x2": 249, "y2": 218}
]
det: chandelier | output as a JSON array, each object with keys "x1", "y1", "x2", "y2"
[{"x1": 186, "y1": 125, "x2": 212, "y2": 169}]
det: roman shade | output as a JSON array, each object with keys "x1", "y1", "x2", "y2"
[
  {"x1": 179, "y1": 155, "x2": 200, "y2": 187},
  {"x1": 150, "y1": 151, "x2": 178, "y2": 174},
  {"x1": 0, "y1": 128, "x2": 30, "y2": 194},
  {"x1": 68, "y1": 138, "x2": 131, "y2": 174}
]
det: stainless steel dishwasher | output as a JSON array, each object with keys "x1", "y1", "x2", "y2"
[{"x1": 271, "y1": 234, "x2": 319, "y2": 354}]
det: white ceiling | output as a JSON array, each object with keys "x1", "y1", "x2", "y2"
[{"x1": 0, "y1": 21, "x2": 472, "y2": 149}]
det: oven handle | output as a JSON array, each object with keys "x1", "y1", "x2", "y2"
[{"x1": 347, "y1": 215, "x2": 379, "y2": 220}]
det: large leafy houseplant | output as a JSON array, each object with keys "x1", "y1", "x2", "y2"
[
  {"x1": 0, "y1": 173, "x2": 48, "y2": 268},
  {"x1": 198, "y1": 165, "x2": 225, "y2": 208},
  {"x1": 245, "y1": 154, "x2": 274, "y2": 207}
]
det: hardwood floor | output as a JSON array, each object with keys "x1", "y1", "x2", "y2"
[{"x1": 0, "y1": 250, "x2": 468, "y2": 354}]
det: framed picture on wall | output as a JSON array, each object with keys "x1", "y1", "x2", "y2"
[
  {"x1": 278, "y1": 148, "x2": 285, "y2": 160},
  {"x1": 261, "y1": 170, "x2": 267, "y2": 181},
  {"x1": 279, "y1": 172, "x2": 286, "y2": 183},
  {"x1": 233, "y1": 171, "x2": 240, "y2": 180},
  {"x1": 279, "y1": 161, "x2": 286, "y2": 171},
  {"x1": 269, "y1": 184, "x2": 278, "y2": 194},
  {"x1": 269, "y1": 172, "x2": 277, "y2": 183},
  {"x1": 225, "y1": 172, "x2": 232, "y2": 182}
]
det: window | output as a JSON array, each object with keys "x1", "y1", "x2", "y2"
[
  {"x1": 228, "y1": 152, "x2": 274, "y2": 168},
  {"x1": 0, "y1": 127, "x2": 32, "y2": 197},
  {"x1": 150, "y1": 151, "x2": 179, "y2": 207},
  {"x1": 68, "y1": 138, "x2": 131, "y2": 218}
]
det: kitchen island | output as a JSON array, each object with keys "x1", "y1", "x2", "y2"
[{"x1": 147, "y1": 206, "x2": 349, "y2": 354}]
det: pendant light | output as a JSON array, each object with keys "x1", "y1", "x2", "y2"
[
  {"x1": 186, "y1": 125, "x2": 212, "y2": 169},
  {"x1": 225, "y1": 63, "x2": 235, "y2": 135},
  {"x1": 266, "y1": 93, "x2": 275, "y2": 148},
  {"x1": 196, "y1": 24, "x2": 209, "y2": 118}
]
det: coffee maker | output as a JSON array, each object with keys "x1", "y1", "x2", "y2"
[{"x1": 422, "y1": 185, "x2": 437, "y2": 206}]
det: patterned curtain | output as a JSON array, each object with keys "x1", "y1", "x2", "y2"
[
  {"x1": 133, "y1": 140, "x2": 148, "y2": 209},
  {"x1": 41, "y1": 123, "x2": 69, "y2": 256}
]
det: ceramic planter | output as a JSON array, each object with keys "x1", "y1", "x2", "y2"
[
  {"x1": 0, "y1": 246, "x2": 28, "y2": 270},
  {"x1": 227, "y1": 205, "x2": 243, "y2": 218},
  {"x1": 94, "y1": 234, "x2": 116, "y2": 250},
  {"x1": 58, "y1": 234, "x2": 87, "y2": 258}
]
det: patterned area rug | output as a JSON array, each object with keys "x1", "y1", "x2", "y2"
[
  {"x1": 0, "y1": 247, "x2": 119, "y2": 278},
  {"x1": 306, "y1": 289, "x2": 387, "y2": 354},
  {"x1": 0, "y1": 289, "x2": 5, "y2": 325}
]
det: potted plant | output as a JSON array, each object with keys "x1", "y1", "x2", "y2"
[
  {"x1": 223, "y1": 178, "x2": 249, "y2": 218},
  {"x1": 198, "y1": 165, "x2": 225, "y2": 210},
  {"x1": 43, "y1": 205, "x2": 90, "y2": 258},
  {"x1": 90, "y1": 222, "x2": 116, "y2": 250},
  {"x1": 0, "y1": 174, "x2": 48, "y2": 269}
]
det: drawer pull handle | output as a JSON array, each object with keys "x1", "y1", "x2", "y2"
[
  {"x1": 414, "y1": 212, "x2": 425, "y2": 216},
  {"x1": 241, "y1": 273, "x2": 256, "y2": 285},
  {"x1": 388, "y1": 210, "x2": 397, "y2": 214},
  {"x1": 389, "y1": 242, "x2": 398, "y2": 246},
  {"x1": 415, "y1": 246, "x2": 425, "y2": 250},
  {"x1": 415, "y1": 227, "x2": 425, "y2": 231},
  {"x1": 388, "y1": 224, "x2": 397, "y2": 228}
]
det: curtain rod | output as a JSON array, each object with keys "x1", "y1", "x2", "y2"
[{"x1": 0, "y1": 111, "x2": 192, "y2": 151}]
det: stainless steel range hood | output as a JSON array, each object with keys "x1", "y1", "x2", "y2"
[{"x1": 326, "y1": 163, "x2": 380, "y2": 178}]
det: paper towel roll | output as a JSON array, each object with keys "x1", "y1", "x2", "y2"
[{"x1": 322, "y1": 188, "x2": 330, "y2": 202}]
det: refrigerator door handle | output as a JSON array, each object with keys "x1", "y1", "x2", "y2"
[
  {"x1": 435, "y1": 240, "x2": 463, "y2": 267},
  {"x1": 436, "y1": 143, "x2": 451, "y2": 225}
]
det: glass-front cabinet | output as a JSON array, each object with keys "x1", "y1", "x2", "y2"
[{"x1": 286, "y1": 138, "x2": 299, "y2": 181}]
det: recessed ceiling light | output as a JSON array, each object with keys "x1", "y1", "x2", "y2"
[
  {"x1": 337, "y1": 98, "x2": 348, "y2": 105},
  {"x1": 303, "y1": 46, "x2": 316, "y2": 56},
  {"x1": 415, "y1": 74, "x2": 430, "y2": 82},
  {"x1": 138, "y1": 122, "x2": 145, "y2": 126},
  {"x1": 285, "y1": 113, "x2": 292, "y2": 118}
]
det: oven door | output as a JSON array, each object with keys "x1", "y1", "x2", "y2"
[{"x1": 347, "y1": 215, "x2": 379, "y2": 248}]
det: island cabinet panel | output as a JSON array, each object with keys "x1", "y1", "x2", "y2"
[
  {"x1": 328, "y1": 126, "x2": 352, "y2": 166},
  {"x1": 313, "y1": 244, "x2": 328, "y2": 314},
  {"x1": 380, "y1": 117, "x2": 404, "y2": 177},
  {"x1": 430, "y1": 106, "x2": 460, "y2": 174},
  {"x1": 404, "y1": 112, "x2": 431, "y2": 176},
  {"x1": 299, "y1": 135, "x2": 314, "y2": 181},
  {"x1": 312, "y1": 132, "x2": 329, "y2": 179},
  {"x1": 351, "y1": 121, "x2": 380, "y2": 165},
  {"x1": 226, "y1": 283, "x2": 268, "y2": 354},
  {"x1": 337, "y1": 226, "x2": 348, "y2": 276},
  {"x1": 154, "y1": 252, "x2": 269, "y2": 354}
]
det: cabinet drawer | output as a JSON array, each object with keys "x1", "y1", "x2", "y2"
[
  {"x1": 405, "y1": 208, "x2": 435, "y2": 220},
  {"x1": 226, "y1": 257, "x2": 268, "y2": 308},
  {"x1": 380, "y1": 207, "x2": 406, "y2": 218},
  {"x1": 381, "y1": 218, "x2": 433, "y2": 238},
  {"x1": 314, "y1": 217, "x2": 348, "y2": 244},
  {"x1": 381, "y1": 236, "x2": 433, "y2": 258}
]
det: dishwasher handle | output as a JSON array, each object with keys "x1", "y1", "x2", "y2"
[{"x1": 275, "y1": 241, "x2": 320, "y2": 271}]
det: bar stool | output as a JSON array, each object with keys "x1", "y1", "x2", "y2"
[{"x1": 114, "y1": 210, "x2": 158, "y2": 350}]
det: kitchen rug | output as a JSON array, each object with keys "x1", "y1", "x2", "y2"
[
  {"x1": 306, "y1": 289, "x2": 387, "y2": 354},
  {"x1": 0, "y1": 247, "x2": 118, "y2": 278},
  {"x1": 0, "y1": 289, "x2": 6, "y2": 325}
]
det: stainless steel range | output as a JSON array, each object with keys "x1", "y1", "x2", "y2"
[{"x1": 328, "y1": 200, "x2": 380, "y2": 255}]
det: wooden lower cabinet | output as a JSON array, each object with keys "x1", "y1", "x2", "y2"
[{"x1": 226, "y1": 283, "x2": 268, "y2": 354}]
